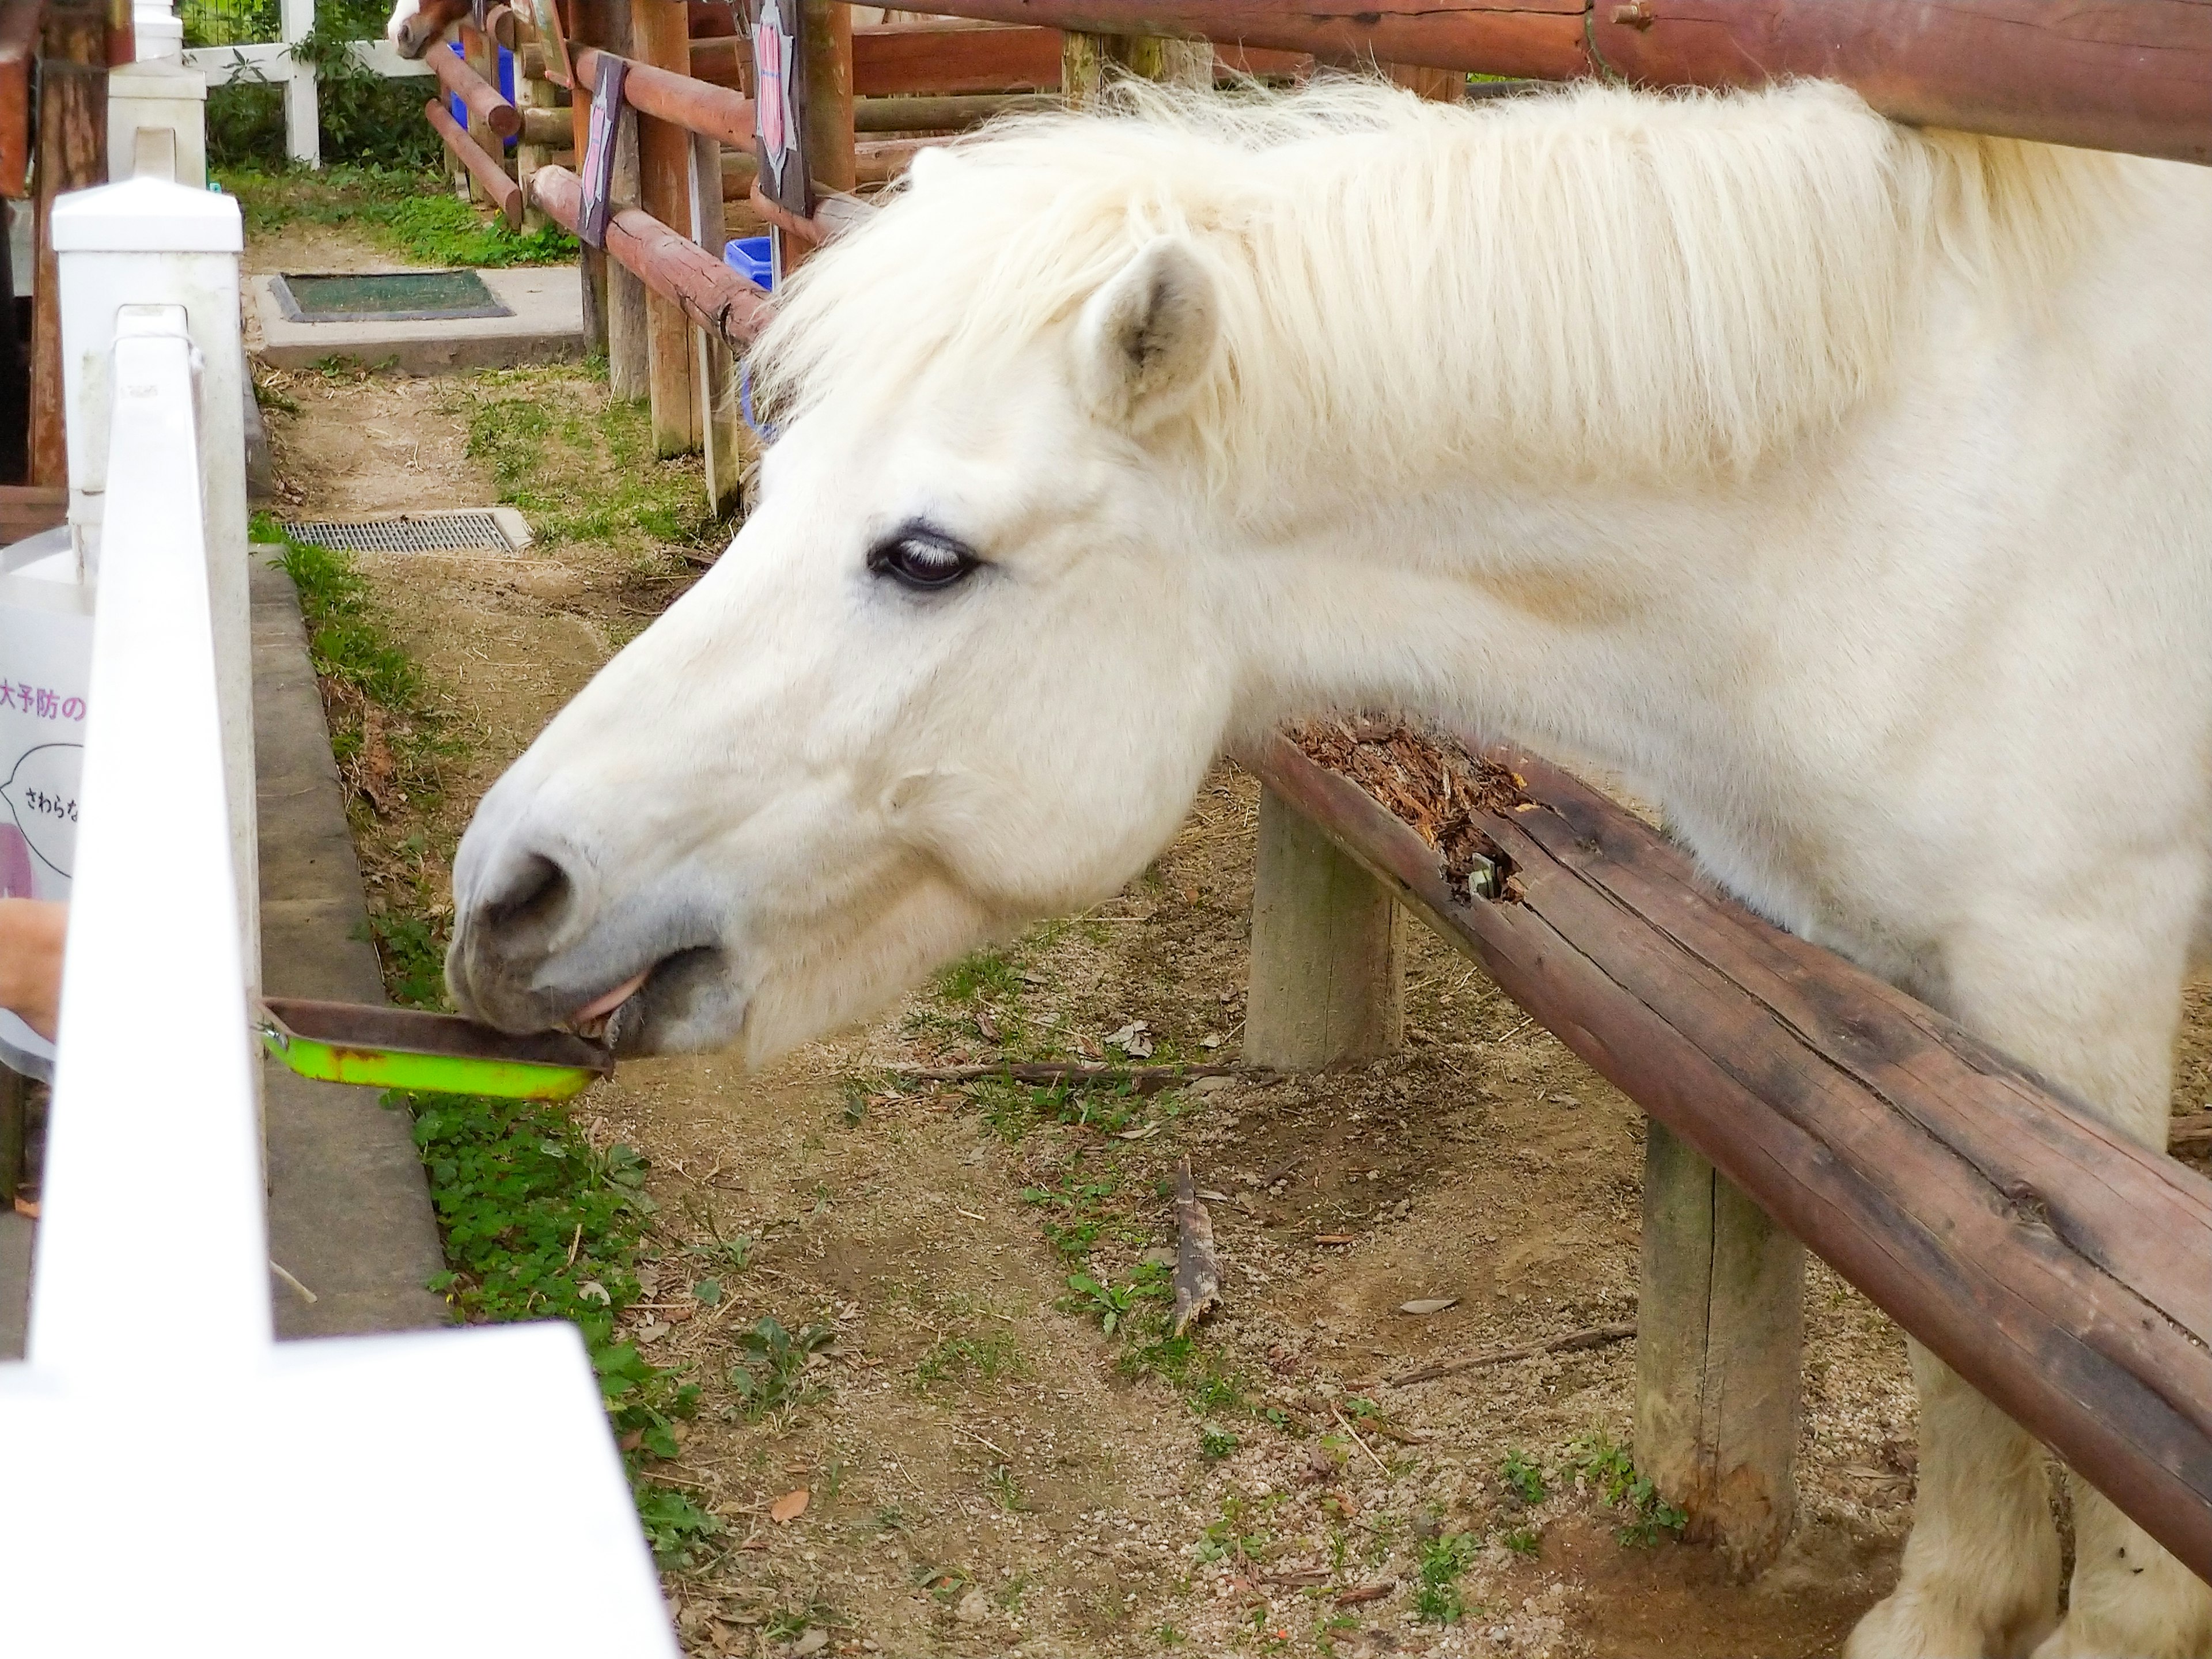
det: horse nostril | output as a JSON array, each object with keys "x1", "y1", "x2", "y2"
[{"x1": 475, "y1": 850, "x2": 579, "y2": 960}]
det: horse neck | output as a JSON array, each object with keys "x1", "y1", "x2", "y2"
[{"x1": 1212, "y1": 469, "x2": 1786, "y2": 788}]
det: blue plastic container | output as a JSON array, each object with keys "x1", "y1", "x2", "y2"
[
  {"x1": 447, "y1": 41, "x2": 518, "y2": 147},
  {"x1": 724, "y1": 236, "x2": 774, "y2": 293}
]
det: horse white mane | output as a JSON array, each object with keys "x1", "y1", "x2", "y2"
[{"x1": 751, "y1": 78, "x2": 2120, "y2": 497}]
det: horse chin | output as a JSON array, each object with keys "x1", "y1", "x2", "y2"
[{"x1": 601, "y1": 945, "x2": 745, "y2": 1057}]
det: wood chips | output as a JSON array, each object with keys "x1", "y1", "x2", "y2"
[{"x1": 1284, "y1": 715, "x2": 1527, "y2": 899}]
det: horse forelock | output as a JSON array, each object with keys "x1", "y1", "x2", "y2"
[{"x1": 748, "y1": 76, "x2": 2124, "y2": 499}]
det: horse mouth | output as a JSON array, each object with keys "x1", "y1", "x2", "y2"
[
  {"x1": 567, "y1": 969, "x2": 650, "y2": 1041},
  {"x1": 563, "y1": 946, "x2": 731, "y2": 1055}
]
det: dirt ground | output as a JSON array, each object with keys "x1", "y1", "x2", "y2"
[{"x1": 249, "y1": 230, "x2": 2212, "y2": 1659}]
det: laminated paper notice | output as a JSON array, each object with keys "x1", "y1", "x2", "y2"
[{"x1": 0, "y1": 591, "x2": 88, "y2": 1078}]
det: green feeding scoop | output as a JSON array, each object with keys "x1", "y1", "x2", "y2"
[{"x1": 257, "y1": 997, "x2": 615, "y2": 1101}]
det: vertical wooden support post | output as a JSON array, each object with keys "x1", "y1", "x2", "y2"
[
  {"x1": 29, "y1": 1, "x2": 107, "y2": 488},
  {"x1": 687, "y1": 130, "x2": 744, "y2": 518},
  {"x1": 513, "y1": 26, "x2": 553, "y2": 232},
  {"x1": 632, "y1": 0, "x2": 698, "y2": 455},
  {"x1": 1243, "y1": 786, "x2": 1403, "y2": 1070},
  {"x1": 1635, "y1": 1120, "x2": 1805, "y2": 1573},
  {"x1": 1385, "y1": 63, "x2": 1464, "y2": 101},
  {"x1": 1063, "y1": 29, "x2": 1209, "y2": 109},
  {"x1": 774, "y1": 0, "x2": 850, "y2": 281},
  {"x1": 573, "y1": 0, "x2": 646, "y2": 395},
  {"x1": 464, "y1": 22, "x2": 501, "y2": 203}
]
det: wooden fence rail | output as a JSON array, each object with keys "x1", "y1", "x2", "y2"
[
  {"x1": 880, "y1": 0, "x2": 2212, "y2": 164},
  {"x1": 1251, "y1": 732, "x2": 2212, "y2": 1582}
]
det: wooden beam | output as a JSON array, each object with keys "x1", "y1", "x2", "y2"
[
  {"x1": 883, "y1": 0, "x2": 2212, "y2": 164},
  {"x1": 431, "y1": 36, "x2": 523, "y2": 142},
  {"x1": 533, "y1": 164, "x2": 776, "y2": 350},
  {"x1": 854, "y1": 21, "x2": 1062, "y2": 95},
  {"x1": 855, "y1": 0, "x2": 1592, "y2": 82},
  {"x1": 1589, "y1": 1, "x2": 2212, "y2": 166},
  {"x1": 575, "y1": 43, "x2": 752, "y2": 147},
  {"x1": 1251, "y1": 730, "x2": 2212, "y2": 1580},
  {"x1": 426, "y1": 98, "x2": 524, "y2": 226}
]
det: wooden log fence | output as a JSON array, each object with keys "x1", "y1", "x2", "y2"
[
  {"x1": 426, "y1": 97, "x2": 524, "y2": 225},
  {"x1": 885, "y1": 0, "x2": 2212, "y2": 164},
  {"x1": 530, "y1": 164, "x2": 774, "y2": 350},
  {"x1": 400, "y1": 0, "x2": 2212, "y2": 1583},
  {"x1": 1251, "y1": 732, "x2": 2212, "y2": 1582},
  {"x1": 575, "y1": 43, "x2": 751, "y2": 148},
  {"x1": 430, "y1": 36, "x2": 522, "y2": 142}
]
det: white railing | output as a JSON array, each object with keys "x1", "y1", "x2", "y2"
[{"x1": 0, "y1": 175, "x2": 677, "y2": 1655}]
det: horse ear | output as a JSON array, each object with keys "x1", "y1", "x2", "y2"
[{"x1": 1074, "y1": 236, "x2": 1219, "y2": 433}]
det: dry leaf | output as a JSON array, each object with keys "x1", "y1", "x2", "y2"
[
  {"x1": 769, "y1": 1487, "x2": 809, "y2": 1524},
  {"x1": 975, "y1": 1008, "x2": 1000, "y2": 1041},
  {"x1": 1398, "y1": 1297, "x2": 1459, "y2": 1316}
]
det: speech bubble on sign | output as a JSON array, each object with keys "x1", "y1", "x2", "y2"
[{"x1": 1, "y1": 743, "x2": 83, "y2": 879}]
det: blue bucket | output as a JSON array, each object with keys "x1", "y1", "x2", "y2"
[
  {"x1": 447, "y1": 41, "x2": 517, "y2": 147},
  {"x1": 724, "y1": 235, "x2": 773, "y2": 293}
]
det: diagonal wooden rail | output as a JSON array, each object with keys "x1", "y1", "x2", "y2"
[{"x1": 1251, "y1": 731, "x2": 2212, "y2": 1582}]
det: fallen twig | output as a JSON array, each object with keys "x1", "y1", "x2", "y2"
[
  {"x1": 1172, "y1": 1157, "x2": 1221, "y2": 1338},
  {"x1": 1386, "y1": 1320, "x2": 1637, "y2": 1387},
  {"x1": 1335, "y1": 1580, "x2": 1395, "y2": 1606},
  {"x1": 884, "y1": 1062, "x2": 1267, "y2": 1094},
  {"x1": 2172, "y1": 1111, "x2": 2212, "y2": 1154},
  {"x1": 1330, "y1": 1402, "x2": 1391, "y2": 1476}
]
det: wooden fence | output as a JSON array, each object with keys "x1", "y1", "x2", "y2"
[{"x1": 405, "y1": 0, "x2": 2212, "y2": 1582}]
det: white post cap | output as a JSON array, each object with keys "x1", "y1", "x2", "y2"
[{"x1": 51, "y1": 175, "x2": 241, "y2": 254}]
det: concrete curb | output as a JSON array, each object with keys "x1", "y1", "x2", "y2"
[{"x1": 253, "y1": 550, "x2": 448, "y2": 1339}]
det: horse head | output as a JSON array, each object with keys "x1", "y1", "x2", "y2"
[{"x1": 448, "y1": 154, "x2": 1238, "y2": 1059}]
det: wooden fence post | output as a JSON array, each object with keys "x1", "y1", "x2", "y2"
[
  {"x1": 687, "y1": 128, "x2": 743, "y2": 517},
  {"x1": 463, "y1": 21, "x2": 501, "y2": 202},
  {"x1": 777, "y1": 0, "x2": 853, "y2": 278},
  {"x1": 633, "y1": 0, "x2": 698, "y2": 456},
  {"x1": 1243, "y1": 783, "x2": 1403, "y2": 1070},
  {"x1": 572, "y1": 0, "x2": 647, "y2": 397},
  {"x1": 1062, "y1": 29, "x2": 1209, "y2": 108},
  {"x1": 513, "y1": 25, "x2": 554, "y2": 231},
  {"x1": 1634, "y1": 1120, "x2": 1805, "y2": 1573}
]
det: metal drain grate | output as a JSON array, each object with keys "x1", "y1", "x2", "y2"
[{"x1": 282, "y1": 512, "x2": 517, "y2": 554}]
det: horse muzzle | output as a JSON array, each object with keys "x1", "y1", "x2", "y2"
[{"x1": 446, "y1": 831, "x2": 742, "y2": 1056}]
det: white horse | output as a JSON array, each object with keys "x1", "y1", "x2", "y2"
[{"x1": 447, "y1": 80, "x2": 2212, "y2": 1656}]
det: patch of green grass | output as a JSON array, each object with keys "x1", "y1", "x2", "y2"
[
  {"x1": 935, "y1": 947, "x2": 1023, "y2": 1004},
  {"x1": 1196, "y1": 1494, "x2": 1274, "y2": 1565},
  {"x1": 257, "y1": 521, "x2": 459, "y2": 999},
  {"x1": 263, "y1": 521, "x2": 425, "y2": 710},
  {"x1": 914, "y1": 1330, "x2": 1024, "y2": 1391},
  {"x1": 1197, "y1": 1423, "x2": 1239, "y2": 1463},
  {"x1": 1502, "y1": 1448, "x2": 1547, "y2": 1506},
  {"x1": 1568, "y1": 1431, "x2": 1688, "y2": 1547},
  {"x1": 403, "y1": 1089, "x2": 710, "y2": 1566},
  {"x1": 1413, "y1": 1532, "x2": 1481, "y2": 1624},
  {"x1": 726, "y1": 1315, "x2": 835, "y2": 1421},
  {"x1": 1501, "y1": 1524, "x2": 1541, "y2": 1558},
  {"x1": 218, "y1": 163, "x2": 576, "y2": 266},
  {"x1": 460, "y1": 370, "x2": 725, "y2": 554}
]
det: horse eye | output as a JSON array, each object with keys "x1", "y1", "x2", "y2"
[{"x1": 868, "y1": 529, "x2": 979, "y2": 592}]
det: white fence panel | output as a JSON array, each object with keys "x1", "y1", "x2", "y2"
[{"x1": 0, "y1": 174, "x2": 678, "y2": 1656}]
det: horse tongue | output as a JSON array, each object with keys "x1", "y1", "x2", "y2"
[{"x1": 573, "y1": 971, "x2": 650, "y2": 1032}]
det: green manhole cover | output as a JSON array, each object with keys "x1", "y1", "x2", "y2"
[{"x1": 270, "y1": 270, "x2": 513, "y2": 324}]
